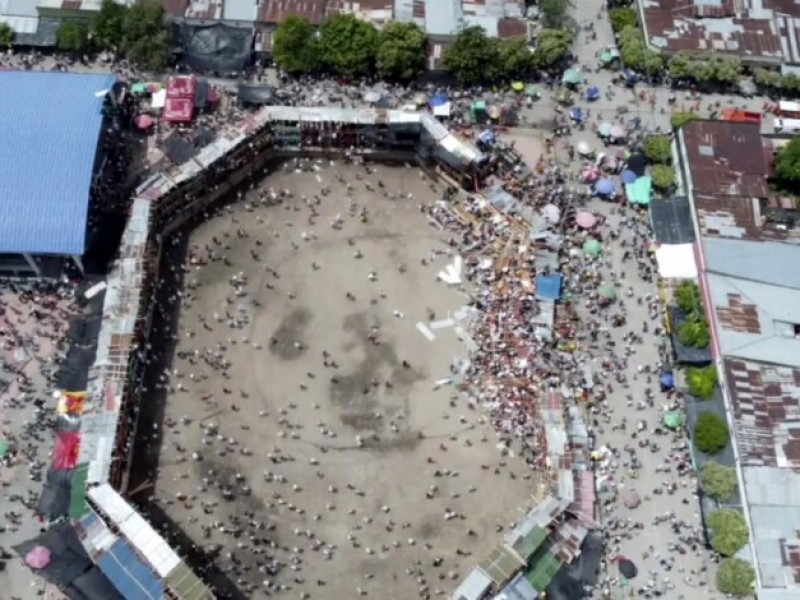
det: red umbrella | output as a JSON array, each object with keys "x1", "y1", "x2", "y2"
[
  {"x1": 135, "y1": 114, "x2": 154, "y2": 129},
  {"x1": 25, "y1": 546, "x2": 51, "y2": 569},
  {"x1": 582, "y1": 167, "x2": 600, "y2": 183}
]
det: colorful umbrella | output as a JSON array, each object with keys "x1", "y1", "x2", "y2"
[
  {"x1": 582, "y1": 167, "x2": 600, "y2": 182},
  {"x1": 135, "y1": 114, "x2": 154, "y2": 129},
  {"x1": 597, "y1": 122, "x2": 613, "y2": 137},
  {"x1": 25, "y1": 546, "x2": 51, "y2": 569},
  {"x1": 511, "y1": 81, "x2": 524, "y2": 92},
  {"x1": 618, "y1": 558, "x2": 638, "y2": 579},
  {"x1": 0, "y1": 439, "x2": 8, "y2": 458},
  {"x1": 622, "y1": 488, "x2": 641, "y2": 509},
  {"x1": 429, "y1": 93, "x2": 449, "y2": 107},
  {"x1": 524, "y1": 84, "x2": 539, "y2": 98},
  {"x1": 412, "y1": 92, "x2": 428, "y2": 106},
  {"x1": 576, "y1": 212, "x2": 597, "y2": 228},
  {"x1": 660, "y1": 372, "x2": 675, "y2": 390},
  {"x1": 620, "y1": 169, "x2": 638, "y2": 184},
  {"x1": 610, "y1": 124, "x2": 627, "y2": 139},
  {"x1": 577, "y1": 141, "x2": 593, "y2": 156},
  {"x1": 584, "y1": 239, "x2": 603, "y2": 257},
  {"x1": 599, "y1": 50, "x2": 615, "y2": 65},
  {"x1": 487, "y1": 106, "x2": 501, "y2": 119},
  {"x1": 664, "y1": 411, "x2": 682, "y2": 429},
  {"x1": 556, "y1": 89, "x2": 573, "y2": 104},
  {"x1": 595, "y1": 178, "x2": 616, "y2": 196},
  {"x1": 562, "y1": 69, "x2": 582, "y2": 85},
  {"x1": 597, "y1": 282, "x2": 616, "y2": 299},
  {"x1": 130, "y1": 82, "x2": 146, "y2": 95},
  {"x1": 543, "y1": 204, "x2": 560, "y2": 223}
]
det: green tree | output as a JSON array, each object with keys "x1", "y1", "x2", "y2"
[
  {"x1": 668, "y1": 52, "x2": 693, "y2": 79},
  {"x1": 643, "y1": 134, "x2": 672, "y2": 163},
  {"x1": 678, "y1": 316, "x2": 710, "y2": 348},
  {"x1": 642, "y1": 49, "x2": 664, "y2": 76},
  {"x1": 753, "y1": 67, "x2": 781, "y2": 89},
  {"x1": 497, "y1": 38, "x2": 534, "y2": 78},
  {"x1": 708, "y1": 509, "x2": 749, "y2": 557},
  {"x1": 92, "y1": 0, "x2": 127, "y2": 50},
  {"x1": 710, "y1": 56, "x2": 742, "y2": 85},
  {"x1": 319, "y1": 13, "x2": 379, "y2": 78},
  {"x1": 717, "y1": 558, "x2": 755, "y2": 597},
  {"x1": 671, "y1": 111, "x2": 700, "y2": 129},
  {"x1": 618, "y1": 26, "x2": 647, "y2": 71},
  {"x1": 674, "y1": 280, "x2": 702, "y2": 314},
  {"x1": 775, "y1": 138, "x2": 800, "y2": 184},
  {"x1": 609, "y1": 8, "x2": 636, "y2": 33},
  {"x1": 783, "y1": 72, "x2": 800, "y2": 94},
  {"x1": 687, "y1": 365, "x2": 718, "y2": 400},
  {"x1": 441, "y1": 26, "x2": 499, "y2": 85},
  {"x1": 56, "y1": 20, "x2": 90, "y2": 52},
  {"x1": 651, "y1": 164, "x2": 676, "y2": 191},
  {"x1": 700, "y1": 461, "x2": 737, "y2": 501},
  {"x1": 0, "y1": 23, "x2": 14, "y2": 48},
  {"x1": 376, "y1": 21, "x2": 426, "y2": 81},
  {"x1": 531, "y1": 28, "x2": 573, "y2": 69},
  {"x1": 694, "y1": 411, "x2": 729, "y2": 455},
  {"x1": 121, "y1": 0, "x2": 169, "y2": 70},
  {"x1": 539, "y1": 0, "x2": 575, "y2": 28},
  {"x1": 272, "y1": 15, "x2": 320, "y2": 74}
]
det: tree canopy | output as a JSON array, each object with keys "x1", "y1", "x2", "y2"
[
  {"x1": 56, "y1": 20, "x2": 90, "y2": 52},
  {"x1": 687, "y1": 365, "x2": 718, "y2": 400},
  {"x1": 675, "y1": 281, "x2": 702, "y2": 314},
  {"x1": 717, "y1": 558, "x2": 756, "y2": 597},
  {"x1": 694, "y1": 411, "x2": 729, "y2": 455},
  {"x1": 532, "y1": 28, "x2": 573, "y2": 70},
  {"x1": 775, "y1": 137, "x2": 800, "y2": 184},
  {"x1": 497, "y1": 38, "x2": 534, "y2": 78},
  {"x1": 92, "y1": 0, "x2": 127, "y2": 50},
  {"x1": 708, "y1": 509, "x2": 749, "y2": 557},
  {"x1": 609, "y1": 8, "x2": 636, "y2": 33},
  {"x1": 376, "y1": 21, "x2": 427, "y2": 81},
  {"x1": 441, "y1": 26, "x2": 500, "y2": 85},
  {"x1": 120, "y1": 0, "x2": 169, "y2": 70},
  {"x1": 0, "y1": 23, "x2": 14, "y2": 48},
  {"x1": 643, "y1": 135, "x2": 672, "y2": 163},
  {"x1": 678, "y1": 316, "x2": 710, "y2": 348},
  {"x1": 651, "y1": 164, "x2": 676, "y2": 191},
  {"x1": 668, "y1": 52, "x2": 741, "y2": 85},
  {"x1": 319, "y1": 14, "x2": 379, "y2": 78},
  {"x1": 272, "y1": 15, "x2": 320, "y2": 74},
  {"x1": 540, "y1": 0, "x2": 575, "y2": 28},
  {"x1": 671, "y1": 111, "x2": 701, "y2": 129},
  {"x1": 700, "y1": 461, "x2": 737, "y2": 501}
]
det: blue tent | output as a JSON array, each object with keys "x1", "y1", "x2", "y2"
[
  {"x1": 535, "y1": 274, "x2": 563, "y2": 301},
  {"x1": 620, "y1": 169, "x2": 637, "y2": 184},
  {"x1": 660, "y1": 372, "x2": 675, "y2": 390},
  {"x1": 595, "y1": 178, "x2": 616, "y2": 196},
  {"x1": 478, "y1": 129, "x2": 496, "y2": 145},
  {"x1": 429, "y1": 93, "x2": 449, "y2": 107},
  {"x1": 569, "y1": 107, "x2": 583, "y2": 122},
  {"x1": 586, "y1": 86, "x2": 600, "y2": 101},
  {"x1": 620, "y1": 69, "x2": 637, "y2": 86}
]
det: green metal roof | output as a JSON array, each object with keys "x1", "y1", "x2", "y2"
[
  {"x1": 512, "y1": 525, "x2": 548, "y2": 561},
  {"x1": 69, "y1": 463, "x2": 90, "y2": 519},
  {"x1": 165, "y1": 561, "x2": 216, "y2": 600},
  {"x1": 524, "y1": 551, "x2": 562, "y2": 592},
  {"x1": 478, "y1": 543, "x2": 526, "y2": 586}
]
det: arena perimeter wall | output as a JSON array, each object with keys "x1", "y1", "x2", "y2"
[{"x1": 58, "y1": 106, "x2": 487, "y2": 600}]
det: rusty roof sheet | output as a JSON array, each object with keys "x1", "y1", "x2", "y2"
[
  {"x1": 497, "y1": 18, "x2": 528, "y2": 39},
  {"x1": 326, "y1": 0, "x2": 394, "y2": 24},
  {"x1": 641, "y1": 0, "x2": 783, "y2": 59},
  {"x1": 162, "y1": 0, "x2": 190, "y2": 16},
  {"x1": 681, "y1": 120, "x2": 771, "y2": 198},
  {"x1": 725, "y1": 358, "x2": 800, "y2": 471},
  {"x1": 259, "y1": 0, "x2": 325, "y2": 24}
]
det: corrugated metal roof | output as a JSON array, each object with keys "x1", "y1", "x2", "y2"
[
  {"x1": 478, "y1": 543, "x2": 526, "y2": 586},
  {"x1": 0, "y1": 72, "x2": 115, "y2": 255},
  {"x1": 424, "y1": 0, "x2": 461, "y2": 36},
  {"x1": 452, "y1": 567, "x2": 493, "y2": 600},
  {"x1": 494, "y1": 571, "x2": 538, "y2": 600},
  {"x1": 704, "y1": 238, "x2": 800, "y2": 289},
  {"x1": 222, "y1": 0, "x2": 257, "y2": 21},
  {"x1": 96, "y1": 538, "x2": 166, "y2": 600}
]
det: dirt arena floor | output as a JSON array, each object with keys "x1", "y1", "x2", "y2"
[{"x1": 153, "y1": 160, "x2": 535, "y2": 598}]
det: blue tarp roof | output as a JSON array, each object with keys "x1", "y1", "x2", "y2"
[
  {"x1": 96, "y1": 539, "x2": 165, "y2": 600},
  {"x1": 0, "y1": 71, "x2": 115, "y2": 255},
  {"x1": 536, "y1": 274, "x2": 563, "y2": 301}
]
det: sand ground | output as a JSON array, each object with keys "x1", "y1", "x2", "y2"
[{"x1": 153, "y1": 161, "x2": 535, "y2": 598}]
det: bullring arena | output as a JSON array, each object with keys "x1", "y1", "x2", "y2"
[{"x1": 27, "y1": 106, "x2": 565, "y2": 600}]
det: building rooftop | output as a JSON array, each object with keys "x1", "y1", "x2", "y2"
[
  {"x1": 639, "y1": 0, "x2": 784, "y2": 62},
  {"x1": 258, "y1": 0, "x2": 325, "y2": 24},
  {"x1": 326, "y1": 0, "x2": 394, "y2": 26},
  {"x1": 703, "y1": 239, "x2": 800, "y2": 367},
  {"x1": 0, "y1": 71, "x2": 115, "y2": 256}
]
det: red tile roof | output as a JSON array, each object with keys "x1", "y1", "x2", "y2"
[{"x1": 497, "y1": 18, "x2": 528, "y2": 40}]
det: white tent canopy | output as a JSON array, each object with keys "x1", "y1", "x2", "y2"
[{"x1": 655, "y1": 244, "x2": 698, "y2": 279}]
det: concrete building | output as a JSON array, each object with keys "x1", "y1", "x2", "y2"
[{"x1": 676, "y1": 119, "x2": 800, "y2": 600}]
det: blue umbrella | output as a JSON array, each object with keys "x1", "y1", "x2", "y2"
[
  {"x1": 660, "y1": 372, "x2": 675, "y2": 389},
  {"x1": 478, "y1": 129, "x2": 496, "y2": 144},
  {"x1": 621, "y1": 169, "x2": 638, "y2": 184},
  {"x1": 569, "y1": 107, "x2": 583, "y2": 122},
  {"x1": 429, "y1": 93, "x2": 449, "y2": 107},
  {"x1": 586, "y1": 86, "x2": 600, "y2": 101},
  {"x1": 595, "y1": 178, "x2": 616, "y2": 196}
]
